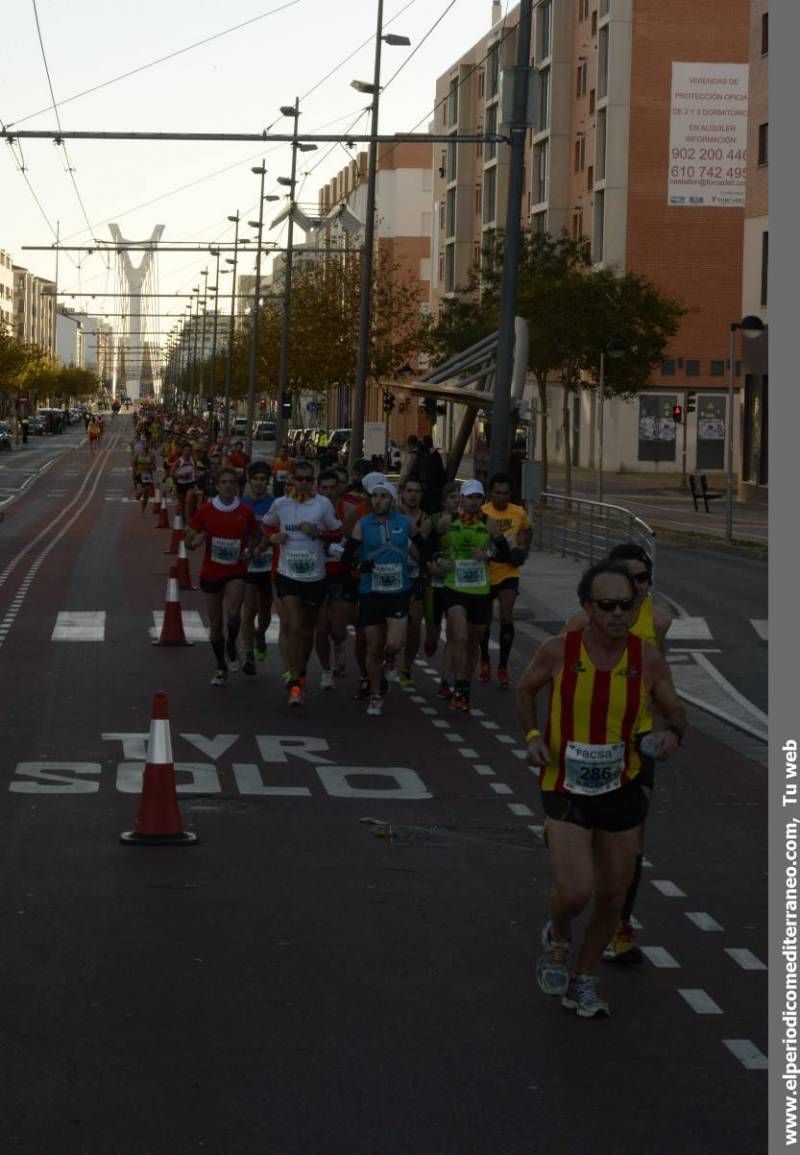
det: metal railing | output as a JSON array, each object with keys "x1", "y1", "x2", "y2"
[{"x1": 531, "y1": 492, "x2": 656, "y2": 577}]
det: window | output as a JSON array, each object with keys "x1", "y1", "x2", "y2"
[
  {"x1": 761, "y1": 230, "x2": 769, "y2": 307},
  {"x1": 589, "y1": 88, "x2": 596, "y2": 114},
  {"x1": 483, "y1": 165, "x2": 497, "y2": 223},
  {"x1": 587, "y1": 164, "x2": 594, "y2": 190},
  {"x1": 476, "y1": 118, "x2": 484, "y2": 159},
  {"x1": 487, "y1": 42, "x2": 500, "y2": 97},
  {"x1": 473, "y1": 240, "x2": 481, "y2": 269},
  {"x1": 446, "y1": 188, "x2": 456, "y2": 237},
  {"x1": 578, "y1": 0, "x2": 589, "y2": 19},
  {"x1": 574, "y1": 135, "x2": 586, "y2": 172},
  {"x1": 591, "y1": 9, "x2": 598, "y2": 35},
  {"x1": 536, "y1": 0, "x2": 553, "y2": 61},
  {"x1": 486, "y1": 103, "x2": 498, "y2": 161},
  {"x1": 758, "y1": 122, "x2": 768, "y2": 166},
  {"x1": 595, "y1": 108, "x2": 607, "y2": 181},
  {"x1": 445, "y1": 244, "x2": 455, "y2": 292},
  {"x1": 478, "y1": 68, "x2": 485, "y2": 98},
  {"x1": 572, "y1": 207, "x2": 584, "y2": 240},
  {"x1": 438, "y1": 251, "x2": 445, "y2": 283},
  {"x1": 762, "y1": 11, "x2": 768, "y2": 55},
  {"x1": 447, "y1": 139, "x2": 457, "y2": 182},
  {"x1": 661, "y1": 359, "x2": 676, "y2": 376},
  {"x1": 535, "y1": 67, "x2": 550, "y2": 133},
  {"x1": 475, "y1": 185, "x2": 483, "y2": 216},
  {"x1": 532, "y1": 210, "x2": 547, "y2": 235},
  {"x1": 447, "y1": 77, "x2": 459, "y2": 126},
  {"x1": 592, "y1": 189, "x2": 605, "y2": 262},
  {"x1": 533, "y1": 139, "x2": 549, "y2": 204},
  {"x1": 439, "y1": 199, "x2": 445, "y2": 229},
  {"x1": 599, "y1": 0, "x2": 609, "y2": 15},
  {"x1": 576, "y1": 60, "x2": 588, "y2": 98},
  {"x1": 685, "y1": 359, "x2": 700, "y2": 377},
  {"x1": 598, "y1": 25, "x2": 609, "y2": 100},
  {"x1": 710, "y1": 360, "x2": 724, "y2": 377}
]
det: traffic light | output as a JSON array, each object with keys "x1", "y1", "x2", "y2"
[
  {"x1": 383, "y1": 390, "x2": 395, "y2": 414},
  {"x1": 672, "y1": 404, "x2": 683, "y2": 423},
  {"x1": 280, "y1": 390, "x2": 291, "y2": 419},
  {"x1": 687, "y1": 391, "x2": 697, "y2": 414}
]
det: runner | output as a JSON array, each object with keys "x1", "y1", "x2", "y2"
[
  {"x1": 170, "y1": 443, "x2": 198, "y2": 516},
  {"x1": 339, "y1": 463, "x2": 374, "y2": 698},
  {"x1": 341, "y1": 477, "x2": 416, "y2": 717},
  {"x1": 396, "y1": 478, "x2": 432, "y2": 687},
  {"x1": 262, "y1": 459, "x2": 342, "y2": 706},
  {"x1": 87, "y1": 416, "x2": 101, "y2": 453},
  {"x1": 423, "y1": 482, "x2": 460, "y2": 697},
  {"x1": 434, "y1": 480, "x2": 511, "y2": 712},
  {"x1": 240, "y1": 462, "x2": 275, "y2": 675},
  {"x1": 479, "y1": 472, "x2": 532, "y2": 688},
  {"x1": 313, "y1": 469, "x2": 355, "y2": 689},
  {"x1": 562, "y1": 541, "x2": 672, "y2": 963},
  {"x1": 228, "y1": 440, "x2": 251, "y2": 495},
  {"x1": 271, "y1": 442, "x2": 293, "y2": 498},
  {"x1": 185, "y1": 466, "x2": 259, "y2": 686},
  {"x1": 132, "y1": 442, "x2": 157, "y2": 512},
  {"x1": 516, "y1": 560, "x2": 685, "y2": 1018}
]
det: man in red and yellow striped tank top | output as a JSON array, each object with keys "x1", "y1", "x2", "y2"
[{"x1": 516, "y1": 561, "x2": 685, "y2": 1018}]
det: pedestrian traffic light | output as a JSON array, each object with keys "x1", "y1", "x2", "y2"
[
  {"x1": 672, "y1": 404, "x2": 683, "y2": 423},
  {"x1": 280, "y1": 390, "x2": 291, "y2": 419},
  {"x1": 383, "y1": 390, "x2": 395, "y2": 414},
  {"x1": 687, "y1": 391, "x2": 697, "y2": 414}
]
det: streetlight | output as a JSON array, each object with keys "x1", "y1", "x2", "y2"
[
  {"x1": 190, "y1": 286, "x2": 200, "y2": 412},
  {"x1": 245, "y1": 163, "x2": 268, "y2": 457},
  {"x1": 208, "y1": 248, "x2": 221, "y2": 423},
  {"x1": 348, "y1": 2, "x2": 410, "y2": 469},
  {"x1": 222, "y1": 213, "x2": 240, "y2": 439},
  {"x1": 199, "y1": 267, "x2": 209, "y2": 412},
  {"x1": 726, "y1": 314, "x2": 765, "y2": 541},
  {"x1": 596, "y1": 338, "x2": 625, "y2": 503}
]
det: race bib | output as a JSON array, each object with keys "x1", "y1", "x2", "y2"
[
  {"x1": 140, "y1": 473, "x2": 153, "y2": 484},
  {"x1": 430, "y1": 573, "x2": 444, "y2": 589},
  {"x1": 455, "y1": 558, "x2": 488, "y2": 588},
  {"x1": 564, "y1": 742, "x2": 625, "y2": 796},
  {"x1": 211, "y1": 537, "x2": 241, "y2": 566},
  {"x1": 285, "y1": 549, "x2": 318, "y2": 579},
  {"x1": 372, "y1": 562, "x2": 403, "y2": 593}
]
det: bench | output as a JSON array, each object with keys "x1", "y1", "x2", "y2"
[{"x1": 689, "y1": 473, "x2": 724, "y2": 513}]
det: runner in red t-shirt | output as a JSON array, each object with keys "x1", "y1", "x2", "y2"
[
  {"x1": 228, "y1": 441, "x2": 251, "y2": 494},
  {"x1": 185, "y1": 467, "x2": 258, "y2": 686}
]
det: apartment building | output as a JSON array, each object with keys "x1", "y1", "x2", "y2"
[
  {"x1": 739, "y1": 0, "x2": 768, "y2": 491},
  {"x1": 13, "y1": 266, "x2": 56, "y2": 356},
  {"x1": 56, "y1": 307, "x2": 85, "y2": 369},
  {"x1": 0, "y1": 250, "x2": 14, "y2": 333},
  {"x1": 431, "y1": 0, "x2": 750, "y2": 475}
]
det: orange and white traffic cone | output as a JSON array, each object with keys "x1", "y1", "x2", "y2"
[
  {"x1": 120, "y1": 691, "x2": 197, "y2": 845},
  {"x1": 166, "y1": 510, "x2": 184, "y2": 554},
  {"x1": 153, "y1": 566, "x2": 193, "y2": 646},
  {"x1": 155, "y1": 492, "x2": 170, "y2": 529},
  {"x1": 152, "y1": 486, "x2": 162, "y2": 515},
  {"x1": 174, "y1": 539, "x2": 194, "y2": 591}
]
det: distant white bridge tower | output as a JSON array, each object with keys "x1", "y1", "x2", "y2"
[{"x1": 109, "y1": 223, "x2": 164, "y2": 400}]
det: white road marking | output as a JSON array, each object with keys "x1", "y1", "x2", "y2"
[
  {"x1": 444, "y1": 733, "x2": 464, "y2": 742},
  {"x1": 668, "y1": 647, "x2": 722, "y2": 654},
  {"x1": 150, "y1": 610, "x2": 208, "y2": 641},
  {"x1": 481, "y1": 720, "x2": 500, "y2": 730},
  {"x1": 473, "y1": 764, "x2": 495, "y2": 776},
  {"x1": 459, "y1": 748, "x2": 479, "y2": 758},
  {"x1": 750, "y1": 619, "x2": 768, "y2": 641},
  {"x1": 667, "y1": 617, "x2": 712, "y2": 641},
  {"x1": 421, "y1": 707, "x2": 437, "y2": 715},
  {"x1": 641, "y1": 946, "x2": 680, "y2": 968},
  {"x1": 686, "y1": 912, "x2": 724, "y2": 932},
  {"x1": 471, "y1": 709, "x2": 485, "y2": 717},
  {"x1": 528, "y1": 824, "x2": 545, "y2": 841},
  {"x1": 410, "y1": 696, "x2": 426, "y2": 703},
  {"x1": 667, "y1": 654, "x2": 690, "y2": 663},
  {"x1": 690, "y1": 652, "x2": 769, "y2": 730},
  {"x1": 508, "y1": 802, "x2": 533, "y2": 816},
  {"x1": 722, "y1": 1040, "x2": 768, "y2": 1070},
  {"x1": 490, "y1": 783, "x2": 513, "y2": 795},
  {"x1": 496, "y1": 735, "x2": 516, "y2": 745},
  {"x1": 512, "y1": 749, "x2": 529, "y2": 760},
  {"x1": 630, "y1": 916, "x2": 643, "y2": 930},
  {"x1": 52, "y1": 611, "x2": 106, "y2": 641},
  {"x1": 725, "y1": 948, "x2": 767, "y2": 971},
  {"x1": 651, "y1": 880, "x2": 686, "y2": 897},
  {"x1": 431, "y1": 719, "x2": 450, "y2": 729},
  {"x1": 642, "y1": 857, "x2": 653, "y2": 867},
  {"x1": 679, "y1": 989, "x2": 723, "y2": 1014}
]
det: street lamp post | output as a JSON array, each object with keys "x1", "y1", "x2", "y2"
[
  {"x1": 209, "y1": 248, "x2": 221, "y2": 421},
  {"x1": 726, "y1": 314, "x2": 765, "y2": 542},
  {"x1": 199, "y1": 267, "x2": 209, "y2": 413},
  {"x1": 190, "y1": 287, "x2": 200, "y2": 412},
  {"x1": 246, "y1": 163, "x2": 267, "y2": 458},
  {"x1": 348, "y1": 4, "x2": 410, "y2": 469},
  {"x1": 223, "y1": 213, "x2": 239, "y2": 439},
  {"x1": 595, "y1": 338, "x2": 625, "y2": 503},
  {"x1": 276, "y1": 99, "x2": 301, "y2": 452}
]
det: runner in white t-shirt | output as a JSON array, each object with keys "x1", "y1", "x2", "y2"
[{"x1": 261, "y1": 459, "x2": 341, "y2": 706}]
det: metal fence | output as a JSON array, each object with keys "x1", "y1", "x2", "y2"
[{"x1": 530, "y1": 492, "x2": 657, "y2": 577}]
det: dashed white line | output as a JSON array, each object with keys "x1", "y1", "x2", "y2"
[
  {"x1": 471, "y1": 709, "x2": 485, "y2": 717},
  {"x1": 512, "y1": 749, "x2": 528, "y2": 760},
  {"x1": 686, "y1": 912, "x2": 724, "y2": 932},
  {"x1": 421, "y1": 707, "x2": 437, "y2": 716},
  {"x1": 508, "y1": 803, "x2": 533, "y2": 816},
  {"x1": 651, "y1": 880, "x2": 686, "y2": 898},
  {"x1": 444, "y1": 733, "x2": 464, "y2": 742},
  {"x1": 641, "y1": 946, "x2": 680, "y2": 968},
  {"x1": 749, "y1": 619, "x2": 768, "y2": 641},
  {"x1": 431, "y1": 719, "x2": 450, "y2": 729},
  {"x1": 481, "y1": 720, "x2": 500, "y2": 731},
  {"x1": 410, "y1": 696, "x2": 426, "y2": 704},
  {"x1": 52, "y1": 611, "x2": 106, "y2": 641},
  {"x1": 725, "y1": 948, "x2": 767, "y2": 971},
  {"x1": 679, "y1": 989, "x2": 723, "y2": 1015},
  {"x1": 490, "y1": 783, "x2": 513, "y2": 795},
  {"x1": 496, "y1": 735, "x2": 516, "y2": 745},
  {"x1": 528, "y1": 824, "x2": 545, "y2": 841},
  {"x1": 473, "y1": 764, "x2": 495, "y2": 776},
  {"x1": 722, "y1": 1039, "x2": 768, "y2": 1070},
  {"x1": 459, "y1": 748, "x2": 479, "y2": 758}
]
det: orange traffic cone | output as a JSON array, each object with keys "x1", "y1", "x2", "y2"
[
  {"x1": 153, "y1": 566, "x2": 193, "y2": 646},
  {"x1": 156, "y1": 493, "x2": 170, "y2": 529},
  {"x1": 120, "y1": 691, "x2": 197, "y2": 845},
  {"x1": 152, "y1": 486, "x2": 162, "y2": 515},
  {"x1": 166, "y1": 510, "x2": 184, "y2": 554},
  {"x1": 175, "y1": 539, "x2": 194, "y2": 591}
]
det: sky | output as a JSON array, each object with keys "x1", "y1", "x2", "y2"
[{"x1": 0, "y1": 0, "x2": 504, "y2": 352}]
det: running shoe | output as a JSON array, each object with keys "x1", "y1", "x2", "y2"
[
  {"x1": 602, "y1": 921, "x2": 644, "y2": 965},
  {"x1": 254, "y1": 634, "x2": 267, "y2": 661},
  {"x1": 398, "y1": 669, "x2": 415, "y2": 689},
  {"x1": 536, "y1": 922, "x2": 572, "y2": 996},
  {"x1": 333, "y1": 642, "x2": 347, "y2": 674},
  {"x1": 226, "y1": 641, "x2": 241, "y2": 673},
  {"x1": 449, "y1": 691, "x2": 470, "y2": 713},
  {"x1": 497, "y1": 666, "x2": 510, "y2": 689},
  {"x1": 320, "y1": 670, "x2": 335, "y2": 690},
  {"x1": 242, "y1": 655, "x2": 256, "y2": 676},
  {"x1": 561, "y1": 975, "x2": 610, "y2": 1018},
  {"x1": 479, "y1": 659, "x2": 491, "y2": 683},
  {"x1": 384, "y1": 658, "x2": 399, "y2": 682},
  {"x1": 436, "y1": 681, "x2": 454, "y2": 701},
  {"x1": 356, "y1": 677, "x2": 371, "y2": 701},
  {"x1": 366, "y1": 694, "x2": 383, "y2": 717},
  {"x1": 210, "y1": 669, "x2": 227, "y2": 687},
  {"x1": 288, "y1": 683, "x2": 304, "y2": 708}
]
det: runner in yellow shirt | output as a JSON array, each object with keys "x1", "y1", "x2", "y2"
[{"x1": 479, "y1": 472, "x2": 532, "y2": 688}]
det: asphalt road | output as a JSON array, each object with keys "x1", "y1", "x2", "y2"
[{"x1": 0, "y1": 435, "x2": 767, "y2": 1154}]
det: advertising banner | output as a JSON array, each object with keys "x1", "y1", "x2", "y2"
[{"x1": 668, "y1": 62, "x2": 749, "y2": 207}]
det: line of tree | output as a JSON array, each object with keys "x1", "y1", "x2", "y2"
[
  {"x1": 0, "y1": 327, "x2": 99, "y2": 413},
  {"x1": 421, "y1": 230, "x2": 687, "y2": 492}
]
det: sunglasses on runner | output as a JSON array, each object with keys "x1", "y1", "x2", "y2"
[{"x1": 591, "y1": 597, "x2": 636, "y2": 612}]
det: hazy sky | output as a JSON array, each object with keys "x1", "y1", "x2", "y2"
[{"x1": 1, "y1": 0, "x2": 503, "y2": 341}]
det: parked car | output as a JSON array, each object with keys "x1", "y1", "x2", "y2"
[
  {"x1": 0, "y1": 421, "x2": 12, "y2": 450},
  {"x1": 230, "y1": 416, "x2": 249, "y2": 436},
  {"x1": 29, "y1": 415, "x2": 46, "y2": 435},
  {"x1": 254, "y1": 420, "x2": 276, "y2": 441}
]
